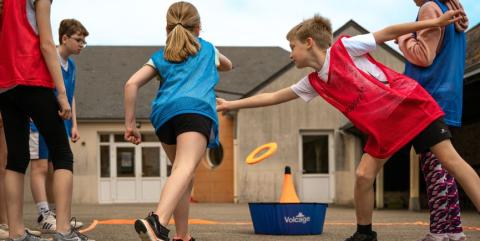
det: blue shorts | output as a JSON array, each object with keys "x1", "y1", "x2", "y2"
[{"x1": 29, "y1": 131, "x2": 49, "y2": 160}]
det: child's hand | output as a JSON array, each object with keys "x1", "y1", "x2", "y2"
[
  {"x1": 125, "y1": 127, "x2": 141, "y2": 145},
  {"x1": 70, "y1": 127, "x2": 80, "y2": 143},
  {"x1": 216, "y1": 98, "x2": 230, "y2": 112},
  {"x1": 436, "y1": 10, "x2": 464, "y2": 27},
  {"x1": 57, "y1": 93, "x2": 72, "y2": 120}
]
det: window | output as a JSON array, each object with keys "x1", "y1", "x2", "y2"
[
  {"x1": 142, "y1": 147, "x2": 160, "y2": 177},
  {"x1": 100, "y1": 134, "x2": 110, "y2": 143},
  {"x1": 117, "y1": 147, "x2": 135, "y2": 177},
  {"x1": 100, "y1": 146, "x2": 110, "y2": 177},
  {"x1": 302, "y1": 135, "x2": 329, "y2": 174},
  {"x1": 205, "y1": 143, "x2": 224, "y2": 169}
]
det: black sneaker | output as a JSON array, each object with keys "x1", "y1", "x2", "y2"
[
  {"x1": 172, "y1": 238, "x2": 195, "y2": 241},
  {"x1": 134, "y1": 212, "x2": 170, "y2": 241},
  {"x1": 345, "y1": 231, "x2": 378, "y2": 241}
]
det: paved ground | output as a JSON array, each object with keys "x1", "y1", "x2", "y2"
[{"x1": 18, "y1": 203, "x2": 480, "y2": 241}]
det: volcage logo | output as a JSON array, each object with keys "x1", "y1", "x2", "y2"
[{"x1": 284, "y1": 212, "x2": 311, "y2": 224}]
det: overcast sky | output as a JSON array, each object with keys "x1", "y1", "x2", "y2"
[{"x1": 50, "y1": 0, "x2": 479, "y2": 50}]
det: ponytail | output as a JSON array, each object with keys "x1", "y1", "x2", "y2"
[{"x1": 164, "y1": 2, "x2": 201, "y2": 62}]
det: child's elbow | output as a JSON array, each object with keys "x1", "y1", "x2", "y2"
[
  {"x1": 124, "y1": 80, "x2": 136, "y2": 90},
  {"x1": 39, "y1": 41, "x2": 56, "y2": 56},
  {"x1": 219, "y1": 61, "x2": 233, "y2": 71}
]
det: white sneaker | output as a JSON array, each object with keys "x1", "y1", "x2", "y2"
[
  {"x1": 448, "y1": 232, "x2": 467, "y2": 241},
  {"x1": 418, "y1": 233, "x2": 449, "y2": 241},
  {"x1": 50, "y1": 211, "x2": 84, "y2": 229},
  {"x1": 0, "y1": 224, "x2": 8, "y2": 239},
  {"x1": 37, "y1": 211, "x2": 57, "y2": 234}
]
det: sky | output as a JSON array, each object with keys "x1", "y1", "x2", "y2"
[{"x1": 50, "y1": 0, "x2": 479, "y2": 51}]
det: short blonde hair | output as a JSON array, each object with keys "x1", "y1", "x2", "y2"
[
  {"x1": 286, "y1": 14, "x2": 332, "y2": 49},
  {"x1": 164, "y1": 1, "x2": 201, "y2": 62}
]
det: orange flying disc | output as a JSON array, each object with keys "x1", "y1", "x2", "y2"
[{"x1": 245, "y1": 142, "x2": 278, "y2": 165}]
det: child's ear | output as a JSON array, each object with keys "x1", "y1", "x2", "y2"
[
  {"x1": 61, "y1": 34, "x2": 68, "y2": 45},
  {"x1": 194, "y1": 25, "x2": 201, "y2": 36},
  {"x1": 306, "y1": 37, "x2": 315, "y2": 49}
]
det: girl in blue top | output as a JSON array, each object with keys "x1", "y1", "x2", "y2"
[{"x1": 124, "y1": 2, "x2": 232, "y2": 241}]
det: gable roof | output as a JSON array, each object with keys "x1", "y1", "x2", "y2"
[
  {"x1": 465, "y1": 23, "x2": 480, "y2": 78},
  {"x1": 74, "y1": 46, "x2": 291, "y2": 120}
]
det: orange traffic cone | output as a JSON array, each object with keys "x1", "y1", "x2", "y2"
[{"x1": 279, "y1": 166, "x2": 300, "y2": 203}]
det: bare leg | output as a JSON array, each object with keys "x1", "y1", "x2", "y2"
[
  {"x1": 53, "y1": 169, "x2": 73, "y2": 233},
  {"x1": 46, "y1": 162, "x2": 55, "y2": 205},
  {"x1": 161, "y1": 144, "x2": 194, "y2": 240},
  {"x1": 5, "y1": 170, "x2": 26, "y2": 238},
  {"x1": 354, "y1": 153, "x2": 388, "y2": 225},
  {"x1": 430, "y1": 140, "x2": 480, "y2": 211},
  {"x1": 30, "y1": 159, "x2": 50, "y2": 207},
  {"x1": 155, "y1": 132, "x2": 206, "y2": 226},
  {"x1": 0, "y1": 125, "x2": 8, "y2": 225}
]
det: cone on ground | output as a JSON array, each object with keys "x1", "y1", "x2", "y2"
[{"x1": 279, "y1": 166, "x2": 300, "y2": 203}]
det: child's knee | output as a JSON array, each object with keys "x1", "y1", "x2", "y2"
[{"x1": 355, "y1": 169, "x2": 376, "y2": 186}]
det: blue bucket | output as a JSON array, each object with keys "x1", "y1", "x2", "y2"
[{"x1": 248, "y1": 202, "x2": 328, "y2": 235}]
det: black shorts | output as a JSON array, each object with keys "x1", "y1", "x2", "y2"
[
  {"x1": 156, "y1": 114, "x2": 212, "y2": 145},
  {"x1": 411, "y1": 118, "x2": 452, "y2": 153}
]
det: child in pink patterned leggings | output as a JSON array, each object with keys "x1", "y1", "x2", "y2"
[{"x1": 398, "y1": 0, "x2": 469, "y2": 240}]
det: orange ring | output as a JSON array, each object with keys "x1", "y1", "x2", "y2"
[{"x1": 245, "y1": 142, "x2": 278, "y2": 164}]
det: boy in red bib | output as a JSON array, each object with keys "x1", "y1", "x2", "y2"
[{"x1": 217, "y1": 11, "x2": 480, "y2": 241}]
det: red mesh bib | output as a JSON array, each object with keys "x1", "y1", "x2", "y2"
[{"x1": 308, "y1": 36, "x2": 444, "y2": 158}]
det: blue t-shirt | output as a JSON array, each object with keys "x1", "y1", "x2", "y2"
[
  {"x1": 149, "y1": 38, "x2": 220, "y2": 148},
  {"x1": 31, "y1": 57, "x2": 76, "y2": 137}
]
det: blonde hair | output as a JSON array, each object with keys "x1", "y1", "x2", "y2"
[
  {"x1": 164, "y1": 1, "x2": 201, "y2": 62},
  {"x1": 286, "y1": 14, "x2": 332, "y2": 49},
  {"x1": 58, "y1": 19, "x2": 89, "y2": 44}
]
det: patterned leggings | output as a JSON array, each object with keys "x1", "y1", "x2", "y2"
[{"x1": 421, "y1": 151, "x2": 463, "y2": 234}]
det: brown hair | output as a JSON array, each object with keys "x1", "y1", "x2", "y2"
[
  {"x1": 58, "y1": 19, "x2": 89, "y2": 44},
  {"x1": 164, "y1": 1, "x2": 201, "y2": 62},
  {"x1": 286, "y1": 14, "x2": 332, "y2": 49}
]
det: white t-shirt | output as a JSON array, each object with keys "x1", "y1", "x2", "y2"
[{"x1": 291, "y1": 33, "x2": 388, "y2": 102}]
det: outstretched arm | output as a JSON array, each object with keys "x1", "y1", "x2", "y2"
[
  {"x1": 373, "y1": 9, "x2": 463, "y2": 44},
  {"x1": 124, "y1": 65, "x2": 157, "y2": 144},
  {"x1": 217, "y1": 87, "x2": 299, "y2": 112}
]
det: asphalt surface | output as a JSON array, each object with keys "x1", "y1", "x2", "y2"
[{"x1": 15, "y1": 203, "x2": 480, "y2": 241}]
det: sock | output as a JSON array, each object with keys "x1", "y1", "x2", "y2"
[
  {"x1": 357, "y1": 224, "x2": 372, "y2": 235},
  {"x1": 36, "y1": 201, "x2": 50, "y2": 216}
]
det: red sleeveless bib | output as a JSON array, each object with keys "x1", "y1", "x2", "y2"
[
  {"x1": 308, "y1": 36, "x2": 444, "y2": 158},
  {"x1": 0, "y1": 0, "x2": 54, "y2": 89}
]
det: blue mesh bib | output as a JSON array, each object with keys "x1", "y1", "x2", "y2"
[
  {"x1": 404, "y1": 0, "x2": 466, "y2": 127},
  {"x1": 150, "y1": 38, "x2": 220, "y2": 148}
]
